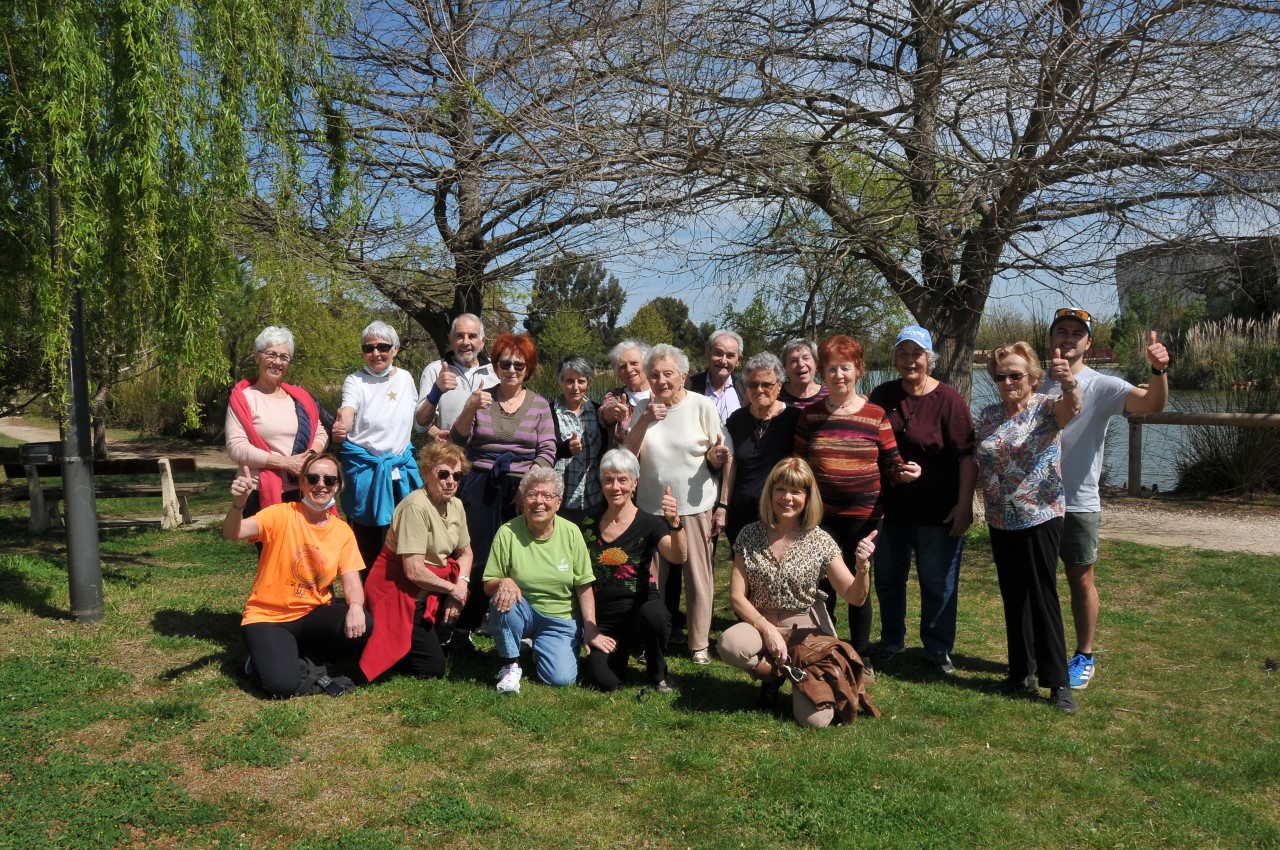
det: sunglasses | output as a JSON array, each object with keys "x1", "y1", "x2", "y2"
[
  {"x1": 746, "y1": 380, "x2": 777, "y2": 390},
  {"x1": 993, "y1": 372, "x2": 1027, "y2": 383},
  {"x1": 305, "y1": 473, "x2": 339, "y2": 487},
  {"x1": 497, "y1": 359, "x2": 526, "y2": 371},
  {"x1": 1054, "y1": 307, "x2": 1092, "y2": 324},
  {"x1": 362, "y1": 342, "x2": 394, "y2": 354},
  {"x1": 436, "y1": 469, "x2": 464, "y2": 482}
]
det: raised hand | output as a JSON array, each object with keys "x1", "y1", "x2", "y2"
[
  {"x1": 708, "y1": 434, "x2": 729, "y2": 467},
  {"x1": 662, "y1": 485, "x2": 681, "y2": 528},
  {"x1": 1146, "y1": 330, "x2": 1171, "y2": 370},
  {"x1": 1049, "y1": 347, "x2": 1072, "y2": 384},
  {"x1": 230, "y1": 466, "x2": 256, "y2": 507},
  {"x1": 436, "y1": 370, "x2": 458, "y2": 392},
  {"x1": 854, "y1": 529, "x2": 879, "y2": 564}
]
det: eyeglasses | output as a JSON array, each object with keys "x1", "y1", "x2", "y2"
[
  {"x1": 746, "y1": 380, "x2": 777, "y2": 390},
  {"x1": 525, "y1": 490, "x2": 560, "y2": 503},
  {"x1": 993, "y1": 372, "x2": 1027, "y2": 383},
  {"x1": 498, "y1": 359, "x2": 526, "y2": 371},
  {"x1": 1053, "y1": 308, "x2": 1092, "y2": 325},
  {"x1": 436, "y1": 469, "x2": 464, "y2": 482},
  {"x1": 305, "y1": 473, "x2": 339, "y2": 487},
  {"x1": 362, "y1": 342, "x2": 394, "y2": 354},
  {"x1": 260, "y1": 351, "x2": 292, "y2": 363}
]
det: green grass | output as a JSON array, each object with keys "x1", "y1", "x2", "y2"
[{"x1": 0, "y1": 511, "x2": 1276, "y2": 849}]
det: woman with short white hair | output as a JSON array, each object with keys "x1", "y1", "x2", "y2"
[
  {"x1": 333, "y1": 321, "x2": 422, "y2": 568},
  {"x1": 599, "y1": 339, "x2": 652, "y2": 448}
]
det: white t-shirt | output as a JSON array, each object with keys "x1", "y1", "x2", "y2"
[
  {"x1": 415, "y1": 357, "x2": 499, "y2": 433},
  {"x1": 633, "y1": 393, "x2": 732, "y2": 515},
  {"x1": 340, "y1": 368, "x2": 417, "y2": 456},
  {"x1": 1041, "y1": 367, "x2": 1131, "y2": 512}
]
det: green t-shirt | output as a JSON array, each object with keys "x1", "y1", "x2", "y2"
[{"x1": 483, "y1": 516, "x2": 593, "y2": 620}]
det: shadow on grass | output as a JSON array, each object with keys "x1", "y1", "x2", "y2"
[
  {"x1": 0, "y1": 564, "x2": 75, "y2": 621},
  {"x1": 151, "y1": 607, "x2": 246, "y2": 685}
]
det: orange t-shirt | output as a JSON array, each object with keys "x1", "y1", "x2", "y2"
[{"x1": 241, "y1": 503, "x2": 364, "y2": 626}]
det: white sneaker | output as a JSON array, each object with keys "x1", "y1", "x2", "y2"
[
  {"x1": 496, "y1": 662, "x2": 522, "y2": 694},
  {"x1": 691, "y1": 649, "x2": 711, "y2": 665}
]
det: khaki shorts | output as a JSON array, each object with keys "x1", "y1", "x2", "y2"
[{"x1": 1060, "y1": 511, "x2": 1101, "y2": 568}]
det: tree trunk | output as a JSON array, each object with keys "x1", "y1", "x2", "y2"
[{"x1": 92, "y1": 381, "x2": 110, "y2": 460}]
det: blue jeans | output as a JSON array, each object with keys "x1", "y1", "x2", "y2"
[
  {"x1": 489, "y1": 597, "x2": 581, "y2": 687},
  {"x1": 874, "y1": 521, "x2": 964, "y2": 655}
]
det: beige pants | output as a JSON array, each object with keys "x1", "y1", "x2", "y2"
[
  {"x1": 657, "y1": 509, "x2": 716, "y2": 652},
  {"x1": 717, "y1": 606, "x2": 837, "y2": 728}
]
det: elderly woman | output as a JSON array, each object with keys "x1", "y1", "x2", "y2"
[
  {"x1": 579, "y1": 449, "x2": 687, "y2": 692},
  {"x1": 976, "y1": 341, "x2": 1081, "y2": 713},
  {"x1": 794, "y1": 335, "x2": 919, "y2": 674},
  {"x1": 483, "y1": 467, "x2": 609, "y2": 692},
  {"x1": 598, "y1": 339, "x2": 651, "y2": 448},
  {"x1": 359, "y1": 442, "x2": 474, "y2": 682},
  {"x1": 867, "y1": 326, "x2": 976, "y2": 675},
  {"x1": 333, "y1": 321, "x2": 422, "y2": 569},
  {"x1": 624, "y1": 343, "x2": 731, "y2": 665},
  {"x1": 225, "y1": 453, "x2": 368, "y2": 698},
  {"x1": 450, "y1": 332, "x2": 557, "y2": 652},
  {"x1": 552, "y1": 354, "x2": 607, "y2": 525},
  {"x1": 718, "y1": 458, "x2": 876, "y2": 726},
  {"x1": 778, "y1": 338, "x2": 828, "y2": 409},
  {"x1": 225, "y1": 326, "x2": 328, "y2": 517},
  {"x1": 714, "y1": 351, "x2": 801, "y2": 546}
]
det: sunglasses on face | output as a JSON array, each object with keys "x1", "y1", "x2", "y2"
[
  {"x1": 994, "y1": 372, "x2": 1027, "y2": 383},
  {"x1": 498, "y1": 359, "x2": 526, "y2": 371},
  {"x1": 746, "y1": 380, "x2": 777, "y2": 390},
  {"x1": 362, "y1": 342, "x2": 394, "y2": 354},
  {"x1": 305, "y1": 473, "x2": 339, "y2": 487},
  {"x1": 436, "y1": 469, "x2": 464, "y2": 482}
]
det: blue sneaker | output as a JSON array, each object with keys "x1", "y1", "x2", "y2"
[{"x1": 1068, "y1": 653, "x2": 1095, "y2": 689}]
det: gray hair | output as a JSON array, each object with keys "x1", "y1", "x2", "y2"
[
  {"x1": 744, "y1": 352, "x2": 784, "y2": 381},
  {"x1": 645, "y1": 343, "x2": 689, "y2": 375},
  {"x1": 599, "y1": 448, "x2": 640, "y2": 481},
  {"x1": 707, "y1": 328, "x2": 744, "y2": 357},
  {"x1": 558, "y1": 354, "x2": 595, "y2": 382},
  {"x1": 781, "y1": 338, "x2": 818, "y2": 364},
  {"x1": 254, "y1": 326, "x2": 295, "y2": 356},
  {"x1": 450, "y1": 312, "x2": 486, "y2": 340},
  {"x1": 518, "y1": 466, "x2": 565, "y2": 498},
  {"x1": 608, "y1": 338, "x2": 650, "y2": 370},
  {"x1": 361, "y1": 320, "x2": 400, "y2": 349}
]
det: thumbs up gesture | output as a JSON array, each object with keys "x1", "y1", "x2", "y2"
[
  {"x1": 854, "y1": 529, "x2": 878, "y2": 564},
  {"x1": 230, "y1": 466, "x2": 256, "y2": 508},
  {"x1": 708, "y1": 434, "x2": 729, "y2": 468},
  {"x1": 1146, "y1": 330, "x2": 1170, "y2": 371},
  {"x1": 1049, "y1": 347, "x2": 1072, "y2": 384},
  {"x1": 661, "y1": 485, "x2": 681, "y2": 529}
]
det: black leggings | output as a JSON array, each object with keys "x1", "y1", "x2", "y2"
[
  {"x1": 241, "y1": 603, "x2": 370, "y2": 697},
  {"x1": 403, "y1": 597, "x2": 447, "y2": 679},
  {"x1": 584, "y1": 598, "x2": 671, "y2": 690},
  {"x1": 818, "y1": 517, "x2": 878, "y2": 657}
]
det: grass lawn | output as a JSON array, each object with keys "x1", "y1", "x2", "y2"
[{"x1": 0, "y1": 507, "x2": 1276, "y2": 849}]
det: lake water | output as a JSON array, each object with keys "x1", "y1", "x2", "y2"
[{"x1": 862, "y1": 368, "x2": 1186, "y2": 492}]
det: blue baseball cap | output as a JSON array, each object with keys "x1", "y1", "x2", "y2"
[{"x1": 894, "y1": 325, "x2": 933, "y2": 352}]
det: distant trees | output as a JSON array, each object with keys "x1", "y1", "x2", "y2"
[{"x1": 525, "y1": 255, "x2": 627, "y2": 362}]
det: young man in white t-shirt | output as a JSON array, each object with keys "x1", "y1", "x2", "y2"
[
  {"x1": 415, "y1": 313, "x2": 499, "y2": 441},
  {"x1": 1041, "y1": 307, "x2": 1170, "y2": 689}
]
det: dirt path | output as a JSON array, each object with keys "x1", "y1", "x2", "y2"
[{"x1": 3, "y1": 418, "x2": 1278, "y2": 553}]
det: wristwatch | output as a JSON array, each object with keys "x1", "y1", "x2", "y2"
[
  {"x1": 1151, "y1": 366, "x2": 1169, "y2": 376},
  {"x1": 669, "y1": 519, "x2": 685, "y2": 531}
]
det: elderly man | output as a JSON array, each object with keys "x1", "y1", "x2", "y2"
[
  {"x1": 416, "y1": 313, "x2": 499, "y2": 441},
  {"x1": 1040, "y1": 307, "x2": 1170, "y2": 691},
  {"x1": 686, "y1": 328, "x2": 747, "y2": 423}
]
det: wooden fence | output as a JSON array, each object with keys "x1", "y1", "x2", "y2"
[{"x1": 1127, "y1": 412, "x2": 1280, "y2": 495}]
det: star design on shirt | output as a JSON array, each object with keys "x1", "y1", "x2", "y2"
[{"x1": 386, "y1": 390, "x2": 398, "y2": 401}]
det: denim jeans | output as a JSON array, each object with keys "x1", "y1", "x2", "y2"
[
  {"x1": 489, "y1": 597, "x2": 581, "y2": 687},
  {"x1": 874, "y1": 521, "x2": 964, "y2": 655}
]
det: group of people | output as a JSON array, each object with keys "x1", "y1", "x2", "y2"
[{"x1": 222, "y1": 307, "x2": 1170, "y2": 724}]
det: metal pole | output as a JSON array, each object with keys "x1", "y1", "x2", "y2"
[
  {"x1": 1128, "y1": 421, "x2": 1143, "y2": 497},
  {"x1": 49, "y1": 153, "x2": 103, "y2": 623}
]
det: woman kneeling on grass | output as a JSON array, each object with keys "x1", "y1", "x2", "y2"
[
  {"x1": 225, "y1": 453, "x2": 369, "y2": 698},
  {"x1": 718, "y1": 458, "x2": 878, "y2": 727},
  {"x1": 483, "y1": 467, "x2": 611, "y2": 693}
]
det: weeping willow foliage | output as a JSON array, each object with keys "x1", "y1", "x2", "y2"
[{"x1": 0, "y1": 0, "x2": 348, "y2": 421}]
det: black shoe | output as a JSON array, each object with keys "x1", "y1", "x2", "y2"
[
  {"x1": 446, "y1": 630, "x2": 476, "y2": 657},
  {"x1": 931, "y1": 651, "x2": 955, "y2": 675},
  {"x1": 756, "y1": 678, "x2": 781, "y2": 713},
  {"x1": 1050, "y1": 687, "x2": 1078, "y2": 714},
  {"x1": 655, "y1": 676, "x2": 678, "y2": 694}
]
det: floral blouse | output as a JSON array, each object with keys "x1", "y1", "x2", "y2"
[
  {"x1": 734, "y1": 522, "x2": 843, "y2": 611},
  {"x1": 579, "y1": 510, "x2": 669, "y2": 614},
  {"x1": 974, "y1": 394, "x2": 1065, "y2": 531}
]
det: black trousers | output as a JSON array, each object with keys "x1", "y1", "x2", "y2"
[
  {"x1": 989, "y1": 518, "x2": 1069, "y2": 689},
  {"x1": 402, "y1": 596, "x2": 447, "y2": 679},
  {"x1": 455, "y1": 468, "x2": 521, "y2": 632},
  {"x1": 818, "y1": 517, "x2": 878, "y2": 657},
  {"x1": 241, "y1": 603, "x2": 370, "y2": 697},
  {"x1": 585, "y1": 598, "x2": 671, "y2": 690}
]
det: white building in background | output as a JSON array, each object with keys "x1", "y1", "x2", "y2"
[{"x1": 1116, "y1": 236, "x2": 1280, "y2": 320}]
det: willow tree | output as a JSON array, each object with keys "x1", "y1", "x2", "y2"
[{"x1": 1, "y1": 0, "x2": 344, "y2": 620}]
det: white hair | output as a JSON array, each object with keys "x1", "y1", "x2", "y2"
[
  {"x1": 599, "y1": 448, "x2": 640, "y2": 481},
  {"x1": 450, "y1": 313, "x2": 486, "y2": 340},
  {"x1": 609, "y1": 338, "x2": 650, "y2": 370},
  {"x1": 518, "y1": 466, "x2": 565, "y2": 498},
  {"x1": 707, "y1": 328, "x2": 744, "y2": 357},
  {"x1": 361, "y1": 321, "x2": 399, "y2": 349},
  {"x1": 645, "y1": 343, "x2": 689, "y2": 375},
  {"x1": 254, "y1": 326, "x2": 295, "y2": 355}
]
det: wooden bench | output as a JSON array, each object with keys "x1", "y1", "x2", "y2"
[{"x1": 0, "y1": 448, "x2": 212, "y2": 532}]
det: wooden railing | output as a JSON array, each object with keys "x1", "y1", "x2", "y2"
[{"x1": 1127, "y1": 412, "x2": 1280, "y2": 495}]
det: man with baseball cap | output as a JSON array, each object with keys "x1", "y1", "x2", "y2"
[{"x1": 1041, "y1": 307, "x2": 1170, "y2": 689}]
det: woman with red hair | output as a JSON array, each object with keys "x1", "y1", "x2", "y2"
[
  {"x1": 447, "y1": 332, "x2": 557, "y2": 653},
  {"x1": 794, "y1": 335, "x2": 920, "y2": 677}
]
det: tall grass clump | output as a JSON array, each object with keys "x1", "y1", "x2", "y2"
[{"x1": 1174, "y1": 317, "x2": 1280, "y2": 496}]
